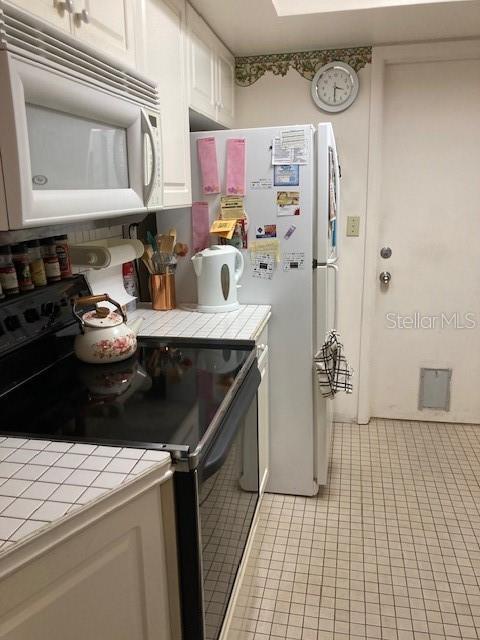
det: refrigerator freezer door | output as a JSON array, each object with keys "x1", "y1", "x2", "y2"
[
  {"x1": 316, "y1": 123, "x2": 340, "y2": 264},
  {"x1": 314, "y1": 264, "x2": 336, "y2": 485}
]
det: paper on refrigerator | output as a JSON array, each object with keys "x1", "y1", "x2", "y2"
[
  {"x1": 272, "y1": 128, "x2": 308, "y2": 165},
  {"x1": 226, "y1": 138, "x2": 246, "y2": 195},
  {"x1": 197, "y1": 137, "x2": 220, "y2": 194}
]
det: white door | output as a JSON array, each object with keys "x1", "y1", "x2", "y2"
[
  {"x1": 216, "y1": 44, "x2": 235, "y2": 127},
  {"x1": 369, "y1": 55, "x2": 480, "y2": 423},
  {"x1": 73, "y1": 0, "x2": 136, "y2": 65},
  {"x1": 186, "y1": 5, "x2": 217, "y2": 120},
  {"x1": 138, "y1": 0, "x2": 191, "y2": 209},
  {"x1": 8, "y1": 0, "x2": 71, "y2": 31}
]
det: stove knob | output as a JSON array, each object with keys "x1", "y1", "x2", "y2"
[
  {"x1": 41, "y1": 302, "x2": 54, "y2": 317},
  {"x1": 24, "y1": 308, "x2": 40, "y2": 323},
  {"x1": 5, "y1": 315, "x2": 21, "y2": 331}
]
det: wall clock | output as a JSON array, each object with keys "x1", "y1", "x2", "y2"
[{"x1": 311, "y1": 61, "x2": 359, "y2": 113}]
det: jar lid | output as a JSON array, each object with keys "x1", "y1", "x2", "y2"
[
  {"x1": 54, "y1": 234, "x2": 68, "y2": 241},
  {"x1": 40, "y1": 237, "x2": 56, "y2": 245},
  {"x1": 82, "y1": 307, "x2": 124, "y2": 328},
  {"x1": 26, "y1": 239, "x2": 40, "y2": 248}
]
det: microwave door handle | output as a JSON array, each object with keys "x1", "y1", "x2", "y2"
[{"x1": 141, "y1": 110, "x2": 156, "y2": 205}]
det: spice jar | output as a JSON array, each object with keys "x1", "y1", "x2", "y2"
[
  {"x1": 11, "y1": 243, "x2": 34, "y2": 292},
  {"x1": 54, "y1": 234, "x2": 72, "y2": 279},
  {"x1": 40, "y1": 237, "x2": 61, "y2": 283},
  {"x1": 0, "y1": 246, "x2": 19, "y2": 296},
  {"x1": 26, "y1": 239, "x2": 47, "y2": 287}
]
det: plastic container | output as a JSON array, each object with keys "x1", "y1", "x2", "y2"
[
  {"x1": 11, "y1": 243, "x2": 34, "y2": 292},
  {"x1": 54, "y1": 234, "x2": 72, "y2": 279},
  {"x1": 40, "y1": 237, "x2": 61, "y2": 283},
  {"x1": 27, "y1": 239, "x2": 47, "y2": 287},
  {"x1": 0, "y1": 245, "x2": 19, "y2": 296}
]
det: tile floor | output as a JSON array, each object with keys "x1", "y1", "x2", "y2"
[{"x1": 228, "y1": 419, "x2": 480, "y2": 640}]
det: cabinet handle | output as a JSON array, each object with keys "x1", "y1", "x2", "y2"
[
  {"x1": 58, "y1": 0, "x2": 74, "y2": 13},
  {"x1": 74, "y1": 8, "x2": 89, "y2": 22}
]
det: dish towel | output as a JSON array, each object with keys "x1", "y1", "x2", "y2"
[{"x1": 314, "y1": 331, "x2": 353, "y2": 398}]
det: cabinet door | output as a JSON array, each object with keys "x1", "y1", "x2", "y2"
[
  {"x1": 186, "y1": 5, "x2": 217, "y2": 120},
  {"x1": 72, "y1": 0, "x2": 136, "y2": 66},
  {"x1": 216, "y1": 43, "x2": 235, "y2": 128},
  {"x1": 0, "y1": 481, "x2": 177, "y2": 640},
  {"x1": 138, "y1": 0, "x2": 191, "y2": 209},
  {"x1": 257, "y1": 344, "x2": 270, "y2": 496},
  {"x1": 6, "y1": 0, "x2": 71, "y2": 31}
]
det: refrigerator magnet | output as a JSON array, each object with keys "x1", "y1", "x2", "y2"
[
  {"x1": 274, "y1": 165, "x2": 299, "y2": 187},
  {"x1": 282, "y1": 252, "x2": 306, "y2": 271},
  {"x1": 284, "y1": 225, "x2": 296, "y2": 240},
  {"x1": 277, "y1": 191, "x2": 300, "y2": 217},
  {"x1": 256, "y1": 224, "x2": 277, "y2": 239}
]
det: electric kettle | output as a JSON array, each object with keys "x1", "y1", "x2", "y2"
[{"x1": 191, "y1": 245, "x2": 244, "y2": 312}]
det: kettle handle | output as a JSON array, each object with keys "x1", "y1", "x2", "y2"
[
  {"x1": 72, "y1": 293, "x2": 127, "y2": 329},
  {"x1": 234, "y1": 248, "x2": 244, "y2": 284}
]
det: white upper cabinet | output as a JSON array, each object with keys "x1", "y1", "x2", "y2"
[
  {"x1": 216, "y1": 41, "x2": 235, "y2": 127},
  {"x1": 6, "y1": 0, "x2": 71, "y2": 31},
  {"x1": 71, "y1": 0, "x2": 136, "y2": 66},
  {"x1": 5, "y1": 0, "x2": 136, "y2": 67},
  {"x1": 136, "y1": 0, "x2": 192, "y2": 209},
  {"x1": 186, "y1": 4, "x2": 235, "y2": 128}
]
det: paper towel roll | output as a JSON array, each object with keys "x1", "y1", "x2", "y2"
[{"x1": 71, "y1": 239, "x2": 144, "y2": 269}]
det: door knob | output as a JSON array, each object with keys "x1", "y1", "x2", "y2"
[{"x1": 379, "y1": 271, "x2": 391, "y2": 286}]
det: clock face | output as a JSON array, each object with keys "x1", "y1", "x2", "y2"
[{"x1": 311, "y1": 62, "x2": 359, "y2": 113}]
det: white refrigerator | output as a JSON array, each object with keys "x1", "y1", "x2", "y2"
[{"x1": 170, "y1": 124, "x2": 340, "y2": 497}]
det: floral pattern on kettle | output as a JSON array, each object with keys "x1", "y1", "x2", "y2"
[{"x1": 92, "y1": 334, "x2": 137, "y2": 360}]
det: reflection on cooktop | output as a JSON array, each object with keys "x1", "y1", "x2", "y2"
[{"x1": 0, "y1": 340, "x2": 253, "y2": 450}]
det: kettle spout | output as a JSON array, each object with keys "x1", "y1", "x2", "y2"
[{"x1": 127, "y1": 317, "x2": 144, "y2": 336}]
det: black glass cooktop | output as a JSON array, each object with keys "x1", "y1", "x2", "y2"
[{"x1": 0, "y1": 337, "x2": 254, "y2": 451}]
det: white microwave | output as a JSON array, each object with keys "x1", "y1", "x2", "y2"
[{"x1": 0, "y1": 5, "x2": 163, "y2": 230}]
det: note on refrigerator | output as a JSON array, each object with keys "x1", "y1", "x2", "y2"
[
  {"x1": 197, "y1": 137, "x2": 220, "y2": 194},
  {"x1": 252, "y1": 254, "x2": 275, "y2": 280},
  {"x1": 272, "y1": 137, "x2": 292, "y2": 165},
  {"x1": 220, "y1": 195, "x2": 246, "y2": 220},
  {"x1": 226, "y1": 138, "x2": 246, "y2": 195},
  {"x1": 277, "y1": 191, "x2": 300, "y2": 217},
  {"x1": 280, "y1": 128, "x2": 308, "y2": 164},
  {"x1": 192, "y1": 202, "x2": 210, "y2": 252},
  {"x1": 282, "y1": 252, "x2": 306, "y2": 271}
]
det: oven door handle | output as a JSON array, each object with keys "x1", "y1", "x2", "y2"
[{"x1": 200, "y1": 362, "x2": 260, "y2": 481}]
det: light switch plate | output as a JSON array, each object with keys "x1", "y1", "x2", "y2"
[{"x1": 346, "y1": 216, "x2": 360, "y2": 237}]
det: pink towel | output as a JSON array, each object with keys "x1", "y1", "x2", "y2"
[
  {"x1": 197, "y1": 137, "x2": 220, "y2": 194},
  {"x1": 226, "y1": 138, "x2": 246, "y2": 195},
  {"x1": 192, "y1": 202, "x2": 210, "y2": 253}
]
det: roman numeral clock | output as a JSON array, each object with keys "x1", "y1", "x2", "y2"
[{"x1": 311, "y1": 61, "x2": 359, "y2": 112}]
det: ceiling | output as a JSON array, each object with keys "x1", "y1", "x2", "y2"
[
  {"x1": 189, "y1": 0, "x2": 480, "y2": 55},
  {"x1": 272, "y1": 0, "x2": 470, "y2": 16}
]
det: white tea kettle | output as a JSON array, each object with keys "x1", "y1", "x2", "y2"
[{"x1": 191, "y1": 245, "x2": 244, "y2": 313}]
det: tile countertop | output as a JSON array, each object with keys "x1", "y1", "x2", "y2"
[
  {"x1": 0, "y1": 438, "x2": 170, "y2": 556},
  {"x1": 131, "y1": 304, "x2": 271, "y2": 341}
]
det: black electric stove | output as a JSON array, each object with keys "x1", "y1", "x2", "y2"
[{"x1": 0, "y1": 276, "x2": 261, "y2": 640}]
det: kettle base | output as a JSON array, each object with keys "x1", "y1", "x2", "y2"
[{"x1": 179, "y1": 302, "x2": 241, "y2": 314}]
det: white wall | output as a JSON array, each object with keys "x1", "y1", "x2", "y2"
[{"x1": 234, "y1": 66, "x2": 372, "y2": 422}]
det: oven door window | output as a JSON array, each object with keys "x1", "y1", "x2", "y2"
[
  {"x1": 199, "y1": 396, "x2": 259, "y2": 640},
  {"x1": 26, "y1": 104, "x2": 129, "y2": 190}
]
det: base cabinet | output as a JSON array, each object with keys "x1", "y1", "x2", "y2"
[
  {"x1": 0, "y1": 476, "x2": 180, "y2": 640},
  {"x1": 257, "y1": 344, "x2": 270, "y2": 496}
]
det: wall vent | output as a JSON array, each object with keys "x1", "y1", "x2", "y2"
[{"x1": 418, "y1": 368, "x2": 451, "y2": 411}]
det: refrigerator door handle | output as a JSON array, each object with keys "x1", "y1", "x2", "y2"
[{"x1": 327, "y1": 263, "x2": 338, "y2": 330}]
